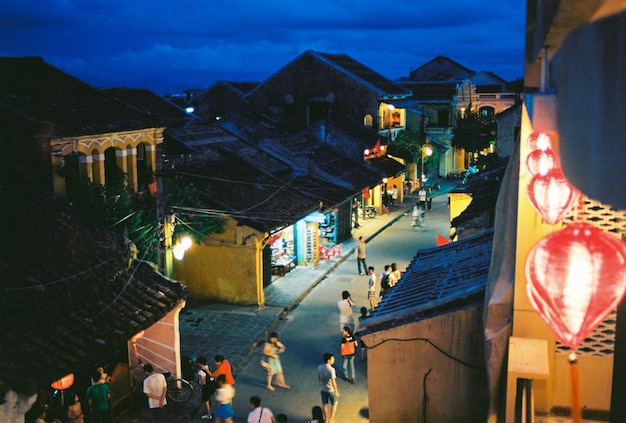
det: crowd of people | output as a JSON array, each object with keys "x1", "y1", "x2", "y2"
[{"x1": 193, "y1": 336, "x2": 335, "y2": 423}]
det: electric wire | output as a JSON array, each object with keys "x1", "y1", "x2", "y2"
[{"x1": 365, "y1": 336, "x2": 485, "y2": 370}]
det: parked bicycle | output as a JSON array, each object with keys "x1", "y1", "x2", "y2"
[
  {"x1": 365, "y1": 205, "x2": 377, "y2": 218},
  {"x1": 138, "y1": 359, "x2": 194, "y2": 403}
]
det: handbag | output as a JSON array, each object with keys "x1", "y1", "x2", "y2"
[{"x1": 340, "y1": 339, "x2": 355, "y2": 356}]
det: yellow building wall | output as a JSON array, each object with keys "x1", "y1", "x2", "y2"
[
  {"x1": 449, "y1": 192, "x2": 472, "y2": 221},
  {"x1": 361, "y1": 307, "x2": 488, "y2": 423},
  {"x1": 509, "y1": 100, "x2": 614, "y2": 417},
  {"x1": 173, "y1": 217, "x2": 265, "y2": 305}
]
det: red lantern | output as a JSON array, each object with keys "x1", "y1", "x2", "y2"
[
  {"x1": 51, "y1": 373, "x2": 74, "y2": 390},
  {"x1": 526, "y1": 148, "x2": 558, "y2": 176},
  {"x1": 527, "y1": 131, "x2": 553, "y2": 152},
  {"x1": 527, "y1": 168, "x2": 580, "y2": 224},
  {"x1": 525, "y1": 222, "x2": 626, "y2": 347}
]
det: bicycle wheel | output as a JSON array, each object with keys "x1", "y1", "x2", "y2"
[{"x1": 167, "y1": 378, "x2": 193, "y2": 403}]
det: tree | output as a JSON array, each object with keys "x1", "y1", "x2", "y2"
[
  {"x1": 69, "y1": 175, "x2": 222, "y2": 263},
  {"x1": 387, "y1": 129, "x2": 438, "y2": 175},
  {"x1": 452, "y1": 108, "x2": 497, "y2": 164}
]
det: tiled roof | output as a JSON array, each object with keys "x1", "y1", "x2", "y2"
[
  {"x1": 0, "y1": 196, "x2": 187, "y2": 396},
  {"x1": 451, "y1": 159, "x2": 508, "y2": 228},
  {"x1": 101, "y1": 87, "x2": 196, "y2": 128},
  {"x1": 399, "y1": 81, "x2": 458, "y2": 102},
  {"x1": 0, "y1": 57, "x2": 162, "y2": 138},
  {"x1": 314, "y1": 51, "x2": 413, "y2": 98},
  {"x1": 366, "y1": 155, "x2": 406, "y2": 178},
  {"x1": 167, "y1": 123, "x2": 384, "y2": 230},
  {"x1": 357, "y1": 229, "x2": 494, "y2": 335},
  {"x1": 270, "y1": 131, "x2": 385, "y2": 191},
  {"x1": 409, "y1": 55, "x2": 475, "y2": 82},
  {"x1": 168, "y1": 147, "x2": 321, "y2": 231}
]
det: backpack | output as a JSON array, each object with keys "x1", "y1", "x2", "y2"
[{"x1": 381, "y1": 272, "x2": 390, "y2": 290}]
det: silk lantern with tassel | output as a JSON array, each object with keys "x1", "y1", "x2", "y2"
[
  {"x1": 525, "y1": 221, "x2": 626, "y2": 347},
  {"x1": 526, "y1": 148, "x2": 558, "y2": 177},
  {"x1": 527, "y1": 131, "x2": 553, "y2": 152},
  {"x1": 525, "y1": 221, "x2": 626, "y2": 423},
  {"x1": 527, "y1": 167, "x2": 581, "y2": 225}
]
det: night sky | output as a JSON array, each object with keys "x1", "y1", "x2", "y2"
[{"x1": 1, "y1": 0, "x2": 526, "y2": 95}]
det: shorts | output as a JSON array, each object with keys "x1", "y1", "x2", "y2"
[
  {"x1": 215, "y1": 403, "x2": 234, "y2": 418},
  {"x1": 368, "y1": 291, "x2": 375, "y2": 301},
  {"x1": 321, "y1": 390, "x2": 338, "y2": 406},
  {"x1": 201, "y1": 383, "x2": 213, "y2": 402}
]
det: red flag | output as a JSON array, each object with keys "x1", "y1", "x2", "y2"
[
  {"x1": 371, "y1": 139, "x2": 381, "y2": 154},
  {"x1": 437, "y1": 234, "x2": 451, "y2": 246}
]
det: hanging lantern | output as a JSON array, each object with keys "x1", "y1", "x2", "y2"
[
  {"x1": 527, "y1": 131, "x2": 553, "y2": 152},
  {"x1": 527, "y1": 168, "x2": 580, "y2": 224},
  {"x1": 51, "y1": 373, "x2": 74, "y2": 390},
  {"x1": 526, "y1": 148, "x2": 558, "y2": 176},
  {"x1": 525, "y1": 221, "x2": 626, "y2": 347}
]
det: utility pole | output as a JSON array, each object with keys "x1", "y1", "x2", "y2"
[{"x1": 156, "y1": 143, "x2": 174, "y2": 278}]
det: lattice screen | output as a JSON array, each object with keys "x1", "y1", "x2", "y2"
[{"x1": 555, "y1": 198, "x2": 626, "y2": 356}]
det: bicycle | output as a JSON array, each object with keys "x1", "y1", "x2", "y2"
[
  {"x1": 138, "y1": 359, "x2": 194, "y2": 403},
  {"x1": 365, "y1": 205, "x2": 377, "y2": 218}
]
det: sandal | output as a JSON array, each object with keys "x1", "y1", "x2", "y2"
[{"x1": 266, "y1": 385, "x2": 275, "y2": 391}]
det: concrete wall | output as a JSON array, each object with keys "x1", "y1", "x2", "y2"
[
  {"x1": 131, "y1": 302, "x2": 186, "y2": 378},
  {"x1": 173, "y1": 217, "x2": 265, "y2": 305},
  {"x1": 361, "y1": 306, "x2": 489, "y2": 423}
]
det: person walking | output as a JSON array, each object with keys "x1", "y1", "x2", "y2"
[
  {"x1": 367, "y1": 266, "x2": 377, "y2": 312},
  {"x1": 85, "y1": 369, "x2": 110, "y2": 423},
  {"x1": 340, "y1": 326, "x2": 358, "y2": 384},
  {"x1": 354, "y1": 236, "x2": 367, "y2": 275},
  {"x1": 142, "y1": 363, "x2": 167, "y2": 423},
  {"x1": 318, "y1": 353, "x2": 339, "y2": 423},
  {"x1": 196, "y1": 356, "x2": 215, "y2": 420},
  {"x1": 263, "y1": 332, "x2": 291, "y2": 391},
  {"x1": 247, "y1": 395, "x2": 276, "y2": 423},
  {"x1": 214, "y1": 375, "x2": 235, "y2": 423},
  {"x1": 351, "y1": 198, "x2": 360, "y2": 228},
  {"x1": 418, "y1": 187, "x2": 427, "y2": 210},
  {"x1": 337, "y1": 290, "x2": 356, "y2": 333}
]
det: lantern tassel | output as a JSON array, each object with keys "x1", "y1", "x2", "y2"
[{"x1": 569, "y1": 351, "x2": 582, "y2": 423}]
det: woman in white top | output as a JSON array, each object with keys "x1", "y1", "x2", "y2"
[{"x1": 214, "y1": 374, "x2": 235, "y2": 423}]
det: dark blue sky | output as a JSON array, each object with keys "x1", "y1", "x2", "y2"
[{"x1": 1, "y1": 1, "x2": 526, "y2": 95}]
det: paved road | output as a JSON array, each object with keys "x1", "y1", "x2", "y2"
[{"x1": 225, "y1": 194, "x2": 452, "y2": 423}]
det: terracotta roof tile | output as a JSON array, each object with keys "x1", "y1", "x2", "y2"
[
  {"x1": 0, "y1": 57, "x2": 162, "y2": 138},
  {"x1": 0, "y1": 196, "x2": 187, "y2": 396},
  {"x1": 358, "y1": 229, "x2": 494, "y2": 336}
]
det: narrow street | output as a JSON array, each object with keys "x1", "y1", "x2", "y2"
[{"x1": 227, "y1": 193, "x2": 452, "y2": 422}]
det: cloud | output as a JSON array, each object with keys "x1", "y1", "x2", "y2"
[{"x1": 0, "y1": 0, "x2": 525, "y2": 94}]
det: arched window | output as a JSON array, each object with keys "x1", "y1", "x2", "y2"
[{"x1": 363, "y1": 114, "x2": 373, "y2": 127}]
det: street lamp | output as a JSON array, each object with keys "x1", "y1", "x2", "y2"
[{"x1": 422, "y1": 144, "x2": 433, "y2": 183}]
